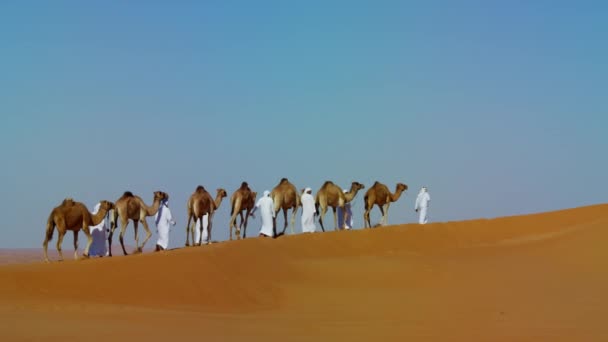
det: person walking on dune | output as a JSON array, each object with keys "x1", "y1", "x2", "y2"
[
  {"x1": 88, "y1": 202, "x2": 110, "y2": 257},
  {"x1": 155, "y1": 199, "x2": 176, "y2": 251},
  {"x1": 301, "y1": 187, "x2": 317, "y2": 233},
  {"x1": 337, "y1": 188, "x2": 354, "y2": 230},
  {"x1": 415, "y1": 186, "x2": 431, "y2": 224},
  {"x1": 251, "y1": 190, "x2": 275, "y2": 238}
]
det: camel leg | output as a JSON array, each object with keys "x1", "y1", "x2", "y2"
[
  {"x1": 185, "y1": 215, "x2": 192, "y2": 247},
  {"x1": 56, "y1": 230, "x2": 66, "y2": 261},
  {"x1": 290, "y1": 207, "x2": 297, "y2": 235},
  {"x1": 272, "y1": 211, "x2": 278, "y2": 237},
  {"x1": 318, "y1": 205, "x2": 327, "y2": 232},
  {"x1": 197, "y1": 217, "x2": 203, "y2": 245},
  {"x1": 378, "y1": 205, "x2": 386, "y2": 226},
  {"x1": 119, "y1": 219, "x2": 129, "y2": 255},
  {"x1": 73, "y1": 230, "x2": 79, "y2": 260},
  {"x1": 382, "y1": 203, "x2": 391, "y2": 226},
  {"x1": 193, "y1": 219, "x2": 199, "y2": 246},
  {"x1": 133, "y1": 220, "x2": 140, "y2": 252},
  {"x1": 208, "y1": 214, "x2": 214, "y2": 244},
  {"x1": 81, "y1": 226, "x2": 92, "y2": 258},
  {"x1": 332, "y1": 207, "x2": 339, "y2": 231},
  {"x1": 340, "y1": 205, "x2": 348, "y2": 230},
  {"x1": 139, "y1": 219, "x2": 152, "y2": 253},
  {"x1": 229, "y1": 211, "x2": 238, "y2": 241},
  {"x1": 43, "y1": 219, "x2": 57, "y2": 263},
  {"x1": 107, "y1": 229, "x2": 113, "y2": 257},
  {"x1": 281, "y1": 209, "x2": 288, "y2": 235},
  {"x1": 363, "y1": 205, "x2": 371, "y2": 228},
  {"x1": 242, "y1": 210, "x2": 249, "y2": 238}
]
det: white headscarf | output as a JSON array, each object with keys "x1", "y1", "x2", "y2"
[
  {"x1": 263, "y1": 190, "x2": 270, "y2": 197},
  {"x1": 304, "y1": 187, "x2": 312, "y2": 194},
  {"x1": 342, "y1": 189, "x2": 348, "y2": 193},
  {"x1": 418, "y1": 187, "x2": 427, "y2": 196}
]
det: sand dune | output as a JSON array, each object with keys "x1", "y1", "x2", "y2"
[{"x1": 2, "y1": 204, "x2": 608, "y2": 341}]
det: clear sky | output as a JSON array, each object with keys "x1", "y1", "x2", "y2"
[{"x1": 1, "y1": 1, "x2": 606, "y2": 248}]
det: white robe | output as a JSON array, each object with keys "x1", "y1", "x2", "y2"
[
  {"x1": 337, "y1": 203, "x2": 353, "y2": 229},
  {"x1": 88, "y1": 203, "x2": 108, "y2": 257},
  {"x1": 256, "y1": 196, "x2": 275, "y2": 237},
  {"x1": 194, "y1": 214, "x2": 209, "y2": 244},
  {"x1": 301, "y1": 193, "x2": 316, "y2": 233},
  {"x1": 155, "y1": 204, "x2": 175, "y2": 249},
  {"x1": 415, "y1": 191, "x2": 431, "y2": 224}
]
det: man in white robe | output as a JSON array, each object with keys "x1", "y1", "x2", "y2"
[
  {"x1": 155, "y1": 199, "x2": 176, "y2": 251},
  {"x1": 301, "y1": 187, "x2": 317, "y2": 233},
  {"x1": 88, "y1": 202, "x2": 109, "y2": 257},
  {"x1": 251, "y1": 190, "x2": 274, "y2": 238},
  {"x1": 194, "y1": 214, "x2": 209, "y2": 244},
  {"x1": 415, "y1": 187, "x2": 431, "y2": 224},
  {"x1": 337, "y1": 189, "x2": 354, "y2": 230}
]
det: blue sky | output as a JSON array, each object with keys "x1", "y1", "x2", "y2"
[{"x1": 1, "y1": 1, "x2": 606, "y2": 248}]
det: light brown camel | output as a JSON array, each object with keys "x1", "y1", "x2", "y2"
[
  {"x1": 228, "y1": 182, "x2": 256, "y2": 240},
  {"x1": 363, "y1": 181, "x2": 408, "y2": 228},
  {"x1": 185, "y1": 186, "x2": 227, "y2": 246},
  {"x1": 108, "y1": 191, "x2": 168, "y2": 256},
  {"x1": 270, "y1": 178, "x2": 300, "y2": 237},
  {"x1": 315, "y1": 181, "x2": 365, "y2": 231},
  {"x1": 43, "y1": 199, "x2": 115, "y2": 262}
]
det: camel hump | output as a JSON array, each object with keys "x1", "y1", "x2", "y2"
[
  {"x1": 123, "y1": 191, "x2": 134, "y2": 197},
  {"x1": 196, "y1": 185, "x2": 205, "y2": 192},
  {"x1": 240, "y1": 181, "x2": 249, "y2": 190},
  {"x1": 322, "y1": 180, "x2": 334, "y2": 187},
  {"x1": 373, "y1": 181, "x2": 380, "y2": 186},
  {"x1": 61, "y1": 198, "x2": 75, "y2": 206},
  {"x1": 280, "y1": 178, "x2": 289, "y2": 183}
]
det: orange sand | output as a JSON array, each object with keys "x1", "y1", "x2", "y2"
[{"x1": 2, "y1": 204, "x2": 608, "y2": 341}]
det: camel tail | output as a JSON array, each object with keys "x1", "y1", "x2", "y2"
[{"x1": 45, "y1": 215, "x2": 55, "y2": 242}]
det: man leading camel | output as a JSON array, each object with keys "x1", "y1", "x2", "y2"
[
  {"x1": 155, "y1": 198, "x2": 176, "y2": 251},
  {"x1": 415, "y1": 186, "x2": 431, "y2": 224},
  {"x1": 301, "y1": 188, "x2": 317, "y2": 233},
  {"x1": 251, "y1": 190, "x2": 274, "y2": 238}
]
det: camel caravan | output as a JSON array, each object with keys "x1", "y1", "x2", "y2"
[{"x1": 43, "y1": 178, "x2": 409, "y2": 262}]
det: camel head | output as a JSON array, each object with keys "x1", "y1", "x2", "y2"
[
  {"x1": 98, "y1": 200, "x2": 115, "y2": 212},
  {"x1": 216, "y1": 188, "x2": 228, "y2": 199},
  {"x1": 153, "y1": 191, "x2": 169, "y2": 202},
  {"x1": 396, "y1": 183, "x2": 408, "y2": 192},
  {"x1": 350, "y1": 181, "x2": 365, "y2": 192}
]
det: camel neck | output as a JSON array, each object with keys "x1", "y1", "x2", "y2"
[
  {"x1": 90, "y1": 207, "x2": 108, "y2": 226},
  {"x1": 145, "y1": 198, "x2": 162, "y2": 216},
  {"x1": 390, "y1": 187, "x2": 405, "y2": 202}
]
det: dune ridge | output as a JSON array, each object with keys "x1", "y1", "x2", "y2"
[{"x1": 2, "y1": 204, "x2": 608, "y2": 341}]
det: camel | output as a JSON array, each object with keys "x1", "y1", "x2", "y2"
[
  {"x1": 228, "y1": 182, "x2": 257, "y2": 240},
  {"x1": 315, "y1": 181, "x2": 365, "y2": 231},
  {"x1": 363, "y1": 182, "x2": 408, "y2": 228},
  {"x1": 43, "y1": 198, "x2": 115, "y2": 262},
  {"x1": 185, "y1": 186, "x2": 227, "y2": 246},
  {"x1": 108, "y1": 191, "x2": 168, "y2": 256},
  {"x1": 270, "y1": 178, "x2": 300, "y2": 237}
]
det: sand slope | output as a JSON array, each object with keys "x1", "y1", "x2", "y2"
[{"x1": 2, "y1": 204, "x2": 608, "y2": 341}]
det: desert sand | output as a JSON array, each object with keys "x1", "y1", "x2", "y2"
[{"x1": 2, "y1": 204, "x2": 608, "y2": 341}]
